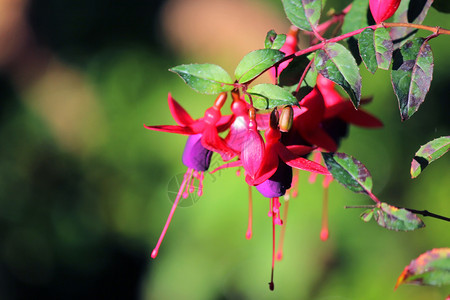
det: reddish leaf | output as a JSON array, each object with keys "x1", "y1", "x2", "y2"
[{"x1": 395, "y1": 248, "x2": 450, "y2": 289}]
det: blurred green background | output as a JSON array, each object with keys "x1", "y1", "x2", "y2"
[{"x1": 0, "y1": 0, "x2": 448, "y2": 299}]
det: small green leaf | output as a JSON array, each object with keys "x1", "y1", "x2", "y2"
[
  {"x1": 170, "y1": 64, "x2": 234, "y2": 94},
  {"x1": 341, "y1": 0, "x2": 369, "y2": 34},
  {"x1": 246, "y1": 83, "x2": 298, "y2": 110},
  {"x1": 315, "y1": 43, "x2": 362, "y2": 107},
  {"x1": 281, "y1": 0, "x2": 322, "y2": 31},
  {"x1": 374, "y1": 27, "x2": 393, "y2": 70},
  {"x1": 265, "y1": 30, "x2": 287, "y2": 50},
  {"x1": 359, "y1": 28, "x2": 393, "y2": 74},
  {"x1": 361, "y1": 209, "x2": 374, "y2": 222},
  {"x1": 391, "y1": 38, "x2": 434, "y2": 121},
  {"x1": 322, "y1": 152, "x2": 372, "y2": 194},
  {"x1": 372, "y1": 203, "x2": 425, "y2": 231},
  {"x1": 395, "y1": 248, "x2": 450, "y2": 289},
  {"x1": 359, "y1": 29, "x2": 378, "y2": 74},
  {"x1": 411, "y1": 136, "x2": 450, "y2": 178},
  {"x1": 235, "y1": 49, "x2": 285, "y2": 83}
]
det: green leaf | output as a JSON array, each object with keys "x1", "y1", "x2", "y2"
[
  {"x1": 365, "y1": 203, "x2": 425, "y2": 231},
  {"x1": 358, "y1": 29, "x2": 378, "y2": 74},
  {"x1": 395, "y1": 248, "x2": 450, "y2": 289},
  {"x1": 341, "y1": 0, "x2": 369, "y2": 34},
  {"x1": 374, "y1": 27, "x2": 393, "y2": 70},
  {"x1": 169, "y1": 64, "x2": 234, "y2": 94},
  {"x1": 265, "y1": 30, "x2": 287, "y2": 50},
  {"x1": 281, "y1": 0, "x2": 322, "y2": 31},
  {"x1": 360, "y1": 209, "x2": 374, "y2": 222},
  {"x1": 411, "y1": 136, "x2": 450, "y2": 178},
  {"x1": 390, "y1": 0, "x2": 433, "y2": 47},
  {"x1": 391, "y1": 38, "x2": 434, "y2": 121},
  {"x1": 315, "y1": 43, "x2": 362, "y2": 107},
  {"x1": 246, "y1": 83, "x2": 298, "y2": 110},
  {"x1": 322, "y1": 152, "x2": 372, "y2": 194},
  {"x1": 359, "y1": 28, "x2": 393, "y2": 74},
  {"x1": 235, "y1": 49, "x2": 285, "y2": 83}
]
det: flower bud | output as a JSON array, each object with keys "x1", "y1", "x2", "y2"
[
  {"x1": 369, "y1": 0, "x2": 401, "y2": 23},
  {"x1": 278, "y1": 105, "x2": 293, "y2": 132},
  {"x1": 182, "y1": 134, "x2": 213, "y2": 171},
  {"x1": 269, "y1": 108, "x2": 279, "y2": 130}
]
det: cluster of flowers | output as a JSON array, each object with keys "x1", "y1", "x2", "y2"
[{"x1": 145, "y1": 29, "x2": 383, "y2": 289}]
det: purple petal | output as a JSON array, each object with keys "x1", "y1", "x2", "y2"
[
  {"x1": 256, "y1": 160, "x2": 292, "y2": 198},
  {"x1": 182, "y1": 134, "x2": 212, "y2": 171}
]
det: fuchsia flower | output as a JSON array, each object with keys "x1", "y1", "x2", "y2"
[
  {"x1": 289, "y1": 76, "x2": 383, "y2": 152},
  {"x1": 144, "y1": 93, "x2": 237, "y2": 160},
  {"x1": 317, "y1": 75, "x2": 383, "y2": 129}
]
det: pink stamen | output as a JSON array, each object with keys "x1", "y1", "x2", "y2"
[
  {"x1": 182, "y1": 169, "x2": 194, "y2": 198},
  {"x1": 291, "y1": 169, "x2": 299, "y2": 198},
  {"x1": 246, "y1": 185, "x2": 253, "y2": 240},
  {"x1": 236, "y1": 168, "x2": 241, "y2": 177},
  {"x1": 320, "y1": 185, "x2": 329, "y2": 241},
  {"x1": 269, "y1": 197, "x2": 276, "y2": 291},
  {"x1": 276, "y1": 198, "x2": 289, "y2": 261},
  {"x1": 197, "y1": 172, "x2": 204, "y2": 196},
  {"x1": 189, "y1": 175, "x2": 195, "y2": 193},
  {"x1": 151, "y1": 168, "x2": 191, "y2": 259}
]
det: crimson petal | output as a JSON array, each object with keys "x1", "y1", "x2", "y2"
[
  {"x1": 276, "y1": 143, "x2": 330, "y2": 175},
  {"x1": 144, "y1": 124, "x2": 196, "y2": 135},
  {"x1": 167, "y1": 93, "x2": 194, "y2": 126}
]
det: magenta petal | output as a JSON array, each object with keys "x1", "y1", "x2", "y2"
[
  {"x1": 285, "y1": 145, "x2": 315, "y2": 156},
  {"x1": 167, "y1": 93, "x2": 194, "y2": 126},
  {"x1": 225, "y1": 117, "x2": 248, "y2": 153},
  {"x1": 143, "y1": 124, "x2": 196, "y2": 135},
  {"x1": 182, "y1": 134, "x2": 212, "y2": 171},
  {"x1": 247, "y1": 144, "x2": 278, "y2": 186},
  {"x1": 201, "y1": 126, "x2": 237, "y2": 160},
  {"x1": 339, "y1": 109, "x2": 383, "y2": 128},
  {"x1": 277, "y1": 144, "x2": 330, "y2": 175},
  {"x1": 256, "y1": 160, "x2": 292, "y2": 198},
  {"x1": 241, "y1": 130, "x2": 265, "y2": 179}
]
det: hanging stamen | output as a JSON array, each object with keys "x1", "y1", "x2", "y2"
[
  {"x1": 236, "y1": 168, "x2": 241, "y2": 177},
  {"x1": 269, "y1": 197, "x2": 276, "y2": 291},
  {"x1": 182, "y1": 169, "x2": 194, "y2": 199},
  {"x1": 273, "y1": 197, "x2": 283, "y2": 225},
  {"x1": 246, "y1": 185, "x2": 253, "y2": 240},
  {"x1": 189, "y1": 172, "x2": 196, "y2": 193},
  {"x1": 151, "y1": 168, "x2": 192, "y2": 259},
  {"x1": 276, "y1": 198, "x2": 289, "y2": 261},
  {"x1": 320, "y1": 185, "x2": 330, "y2": 241},
  {"x1": 197, "y1": 172, "x2": 204, "y2": 196},
  {"x1": 291, "y1": 168, "x2": 299, "y2": 198}
]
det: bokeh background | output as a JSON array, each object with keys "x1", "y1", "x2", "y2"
[{"x1": 0, "y1": 0, "x2": 448, "y2": 299}]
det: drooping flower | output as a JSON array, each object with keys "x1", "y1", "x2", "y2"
[
  {"x1": 144, "y1": 93, "x2": 237, "y2": 160},
  {"x1": 369, "y1": 0, "x2": 401, "y2": 23},
  {"x1": 151, "y1": 134, "x2": 212, "y2": 259}
]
